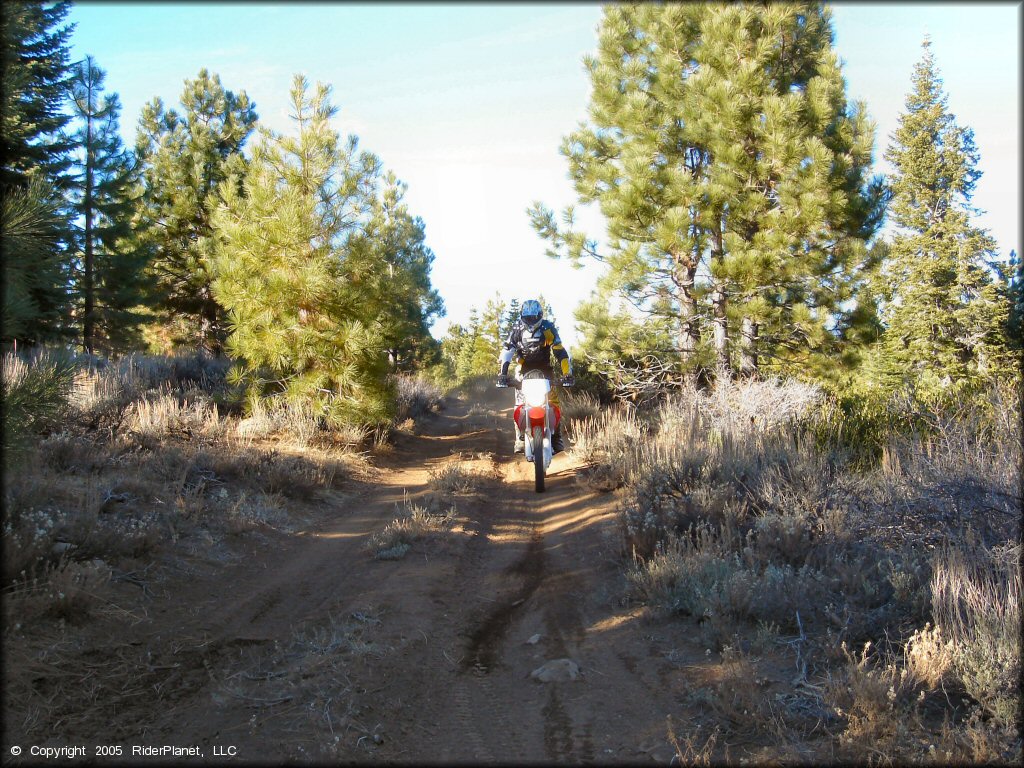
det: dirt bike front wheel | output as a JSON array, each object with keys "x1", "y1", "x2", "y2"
[{"x1": 532, "y1": 426, "x2": 545, "y2": 493}]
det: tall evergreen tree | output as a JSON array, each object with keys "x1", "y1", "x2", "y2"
[
  {"x1": 1, "y1": 1, "x2": 76, "y2": 347},
  {"x1": 531, "y1": 3, "x2": 884, "y2": 381},
  {"x1": 1, "y1": 176, "x2": 71, "y2": 345},
  {"x1": 876, "y1": 39, "x2": 1011, "y2": 392},
  {"x1": 134, "y1": 69, "x2": 256, "y2": 354},
  {"x1": 1005, "y1": 250, "x2": 1023, "y2": 353},
  {"x1": 346, "y1": 171, "x2": 444, "y2": 372},
  {"x1": 502, "y1": 297, "x2": 520, "y2": 341},
  {"x1": 440, "y1": 297, "x2": 506, "y2": 383},
  {"x1": 0, "y1": 0, "x2": 75, "y2": 190},
  {"x1": 212, "y1": 75, "x2": 391, "y2": 426},
  {"x1": 65, "y1": 56, "x2": 146, "y2": 353}
]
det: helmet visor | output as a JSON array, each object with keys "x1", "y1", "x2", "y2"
[{"x1": 522, "y1": 314, "x2": 541, "y2": 327}]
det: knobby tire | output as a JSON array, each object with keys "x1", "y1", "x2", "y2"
[{"x1": 532, "y1": 426, "x2": 545, "y2": 493}]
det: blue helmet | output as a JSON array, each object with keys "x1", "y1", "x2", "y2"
[{"x1": 520, "y1": 299, "x2": 543, "y2": 331}]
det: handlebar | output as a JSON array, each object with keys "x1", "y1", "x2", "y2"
[{"x1": 497, "y1": 375, "x2": 574, "y2": 389}]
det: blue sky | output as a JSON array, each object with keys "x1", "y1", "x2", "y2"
[{"x1": 66, "y1": 2, "x2": 1021, "y2": 350}]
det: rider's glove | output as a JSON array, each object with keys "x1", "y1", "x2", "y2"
[
  {"x1": 561, "y1": 374, "x2": 575, "y2": 388},
  {"x1": 496, "y1": 374, "x2": 509, "y2": 388}
]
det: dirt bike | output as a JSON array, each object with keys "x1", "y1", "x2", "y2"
[{"x1": 497, "y1": 369, "x2": 567, "y2": 493}]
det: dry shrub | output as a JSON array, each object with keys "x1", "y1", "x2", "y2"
[
  {"x1": 666, "y1": 715, "x2": 720, "y2": 766},
  {"x1": 931, "y1": 542, "x2": 1020, "y2": 729},
  {"x1": 256, "y1": 452, "x2": 336, "y2": 500},
  {"x1": 661, "y1": 376, "x2": 824, "y2": 437},
  {"x1": 568, "y1": 405, "x2": 649, "y2": 490},
  {"x1": 560, "y1": 389, "x2": 600, "y2": 422},
  {"x1": 854, "y1": 381, "x2": 1020, "y2": 549},
  {"x1": 4, "y1": 558, "x2": 112, "y2": 628},
  {"x1": 393, "y1": 375, "x2": 444, "y2": 422},
  {"x1": 3, "y1": 461, "x2": 165, "y2": 592},
  {"x1": 618, "y1": 413, "x2": 844, "y2": 563},
  {"x1": 236, "y1": 398, "x2": 366, "y2": 450},
  {"x1": 194, "y1": 447, "x2": 345, "y2": 501},
  {"x1": 626, "y1": 527, "x2": 819, "y2": 633},
  {"x1": 903, "y1": 623, "x2": 954, "y2": 690},
  {"x1": 291, "y1": 610, "x2": 381, "y2": 658},
  {"x1": 826, "y1": 640, "x2": 920, "y2": 753},
  {"x1": 931, "y1": 709, "x2": 1022, "y2": 765},
  {"x1": 127, "y1": 389, "x2": 223, "y2": 443},
  {"x1": 604, "y1": 376, "x2": 1019, "y2": 762},
  {"x1": 365, "y1": 498, "x2": 455, "y2": 559},
  {"x1": 2, "y1": 500, "x2": 64, "y2": 584},
  {"x1": 224, "y1": 491, "x2": 289, "y2": 534},
  {"x1": 820, "y1": 625, "x2": 1023, "y2": 765},
  {"x1": 38, "y1": 432, "x2": 110, "y2": 473},
  {"x1": 428, "y1": 463, "x2": 485, "y2": 495}
]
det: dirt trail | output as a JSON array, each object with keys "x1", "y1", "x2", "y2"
[{"x1": 12, "y1": 387, "x2": 704, "y2": 764}]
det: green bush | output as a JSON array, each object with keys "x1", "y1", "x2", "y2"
[{"x1": 1, "y1": 350, "x2": 76, "y2": 466}]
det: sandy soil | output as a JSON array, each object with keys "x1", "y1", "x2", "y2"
[{"x1": 5, "y1": 386, "x2": 723, "y2": 765}]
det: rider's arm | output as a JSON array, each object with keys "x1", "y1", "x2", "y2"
[
  {"x1": 498, "y1": 346, "x2": 515, "y2": 377},
  {"x1": 544, "y1": 326, "x2": 572, "y2": 377}
]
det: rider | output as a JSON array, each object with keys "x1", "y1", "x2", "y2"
[{"x1": 496, "y1": 299, "x2": 574, "y2": 454}]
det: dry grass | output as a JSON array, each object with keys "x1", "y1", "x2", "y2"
[
  {"x1": 392, "y1": 374, "x2": 445, "y2": 423},
  {"x1": 427, "y1": 462, "x2": 487, "y2": 496},
  {"x1": 236, "y1": 398, "x2": 368, "y2": 450},
  {"x1": 604, "y1": 376, "x2": 1021, "y2": 762},
  {"x1": 666, "y1": 715, "x2": 720, "y2": 766},
  {"x1": 364, "y1": 497, "x2": 455, "y2": 560},
  {"x1": 560, "y1": 389, "x2": 601, "y2": 422},
  {"x1": 567, "y1": 405, "x2": 649, "y2": 490},
  {"x1": 931, "y1": 542, "x2": 1020, "y2": 729}
]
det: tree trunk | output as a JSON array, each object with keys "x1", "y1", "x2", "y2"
[
  {"x1": 83, "y1": 76, "x2": 95, "y2": 355},
  {"x1": 199, "y1": 290, "x2": 223, "y2": 357},
  {"x1": 711, "y1": 285, "x2": 729, "y2": 376},
  {"x1": 739, "y1": 316, "x2": 759, "y2": 378},
  {"x1": 673, "y1": 251, "x2": 700, "y2": 365},
  {"x1": 710, "y1": 222, "x2": 730, "y2": 377}
]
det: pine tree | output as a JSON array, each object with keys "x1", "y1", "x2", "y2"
[
  {"x1": 345, "y1": 171, "x2": 444, "y2": 372},
  {"x1": 441, "y1": 297, "x2": 506, "y2": 383},
  {"x1": 878, "y1": 39, "x2": 1011, "y2": 392},
  {"x1": 212, "y1": 75, "x2": 391, "y2": 426},
  {"x1": 439, "y1": 321, "x2": 471, "y2": 383},
  {"x1": 0, "y1": 0, "x2": 75, "y2": 190},
  {"x1": 1005, "y1": 250, "x2": 1022, "y2": 353},
  {"x1": 502, "y1": 297, "x2": 520, "y2": 340},
  {"x1": 1, "y1": 176, "x2": 72, "y2": 345},
  {"x1": 65, "y1": 56, "x2": 146, "y2": 353},
  {"x1": 531, "y1": 3, "x2": 884, "y2": 382},
  {"x1": 1, "y1": 1, "x2": 76, "y2": 346},
  {"x1": 134, "y1": 70, "x2": 256, "y2": 354},
  {"x1": 575, "y1": 285, "x2": 683, "y2": 399}
]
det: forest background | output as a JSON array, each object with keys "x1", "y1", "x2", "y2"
[{"x1": 3, "y1": 1, "x2": 1019, "y2": 411}]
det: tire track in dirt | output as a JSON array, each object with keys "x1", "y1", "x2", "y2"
[
  {"x1": 442, "y1": 387, "x2": 598, "y2": 763},
  {"x1": 462, "y1": 526, "x2": 545, "y2": 674},
  {"x1": 444, "y1": 388, "x2": 680, "y2": 764}
]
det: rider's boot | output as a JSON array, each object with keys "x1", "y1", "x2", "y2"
[
  {"x1": 513, "y1": 423, "x2": 525, "y2": 454},
  {"x1": 552, "y1": 428, "x2": 565, "y2": 455}
]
